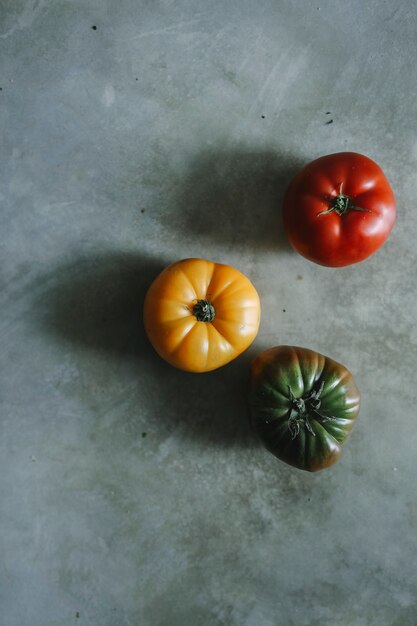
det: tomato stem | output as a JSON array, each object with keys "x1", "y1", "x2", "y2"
[
  {"x1": 193, "y1": 299, "x2": 215, "y2": 322},
  {"x1": 287, "y1": 382, "x2": 337, "y2": 439},
  {"x1": 318, "y1": 182, "x2": 372, "y2": 217}
]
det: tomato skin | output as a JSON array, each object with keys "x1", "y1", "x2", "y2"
[
  {"x1": 144, "y1": 258, "x2": 261, "y2": 373},
  {"x1": 283, "y1": 152, "x2": 396, "y2": 267},
  {"x1": 248, "y1": 346, "x2": 360, "y2": 472}
]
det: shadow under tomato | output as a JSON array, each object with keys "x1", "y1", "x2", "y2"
[
  {"x1": 150, "y1": 348, "x2": 261, "y2": 450},
  {"x1": 37, "y1": 251, "x2": 164, "y2": 357},
  {"x1": 36, "y1": 250, "x2": 258, "y2": 449},
  {"x1": 165, "y1": 146, "x2": 303, "y2": 252}
]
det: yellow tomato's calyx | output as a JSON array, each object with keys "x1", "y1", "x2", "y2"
[
  {"x1": 317, "y1": 183, "x2": 372, "y2": 217},
  {"x1": 193, "y1": 299, "x2": 215, "y2": 322}
]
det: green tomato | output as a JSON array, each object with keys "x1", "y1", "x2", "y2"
[{"x1": 248, "y1": 346, "x2": 360, "y2": 472}]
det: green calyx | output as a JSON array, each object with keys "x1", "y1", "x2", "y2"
[
  {"x1": 287, "y1": 381, "x2": 336, "y2": 439},
  {"x1": 193, "y1": 299, "x2": 215, "y2": 322},
  {"x1": 318, "y1": 183, "x2": 372, "y2": 217}
]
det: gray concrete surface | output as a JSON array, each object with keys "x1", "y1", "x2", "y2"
[{"x1": 1, "y1": 1, "x2": 416, "y2": 625}]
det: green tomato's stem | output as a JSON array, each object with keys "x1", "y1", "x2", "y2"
[
  {"x1": 318, "y1": 182, "x2": 372, "y2": 217},
  {"x1": 287, "y1": 383, "x2": 337, "y2": 439},
  {"x1": 193, "y1": 299, "x2": 215, "y2": 322}
]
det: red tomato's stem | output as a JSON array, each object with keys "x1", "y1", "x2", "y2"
[{"x1": 318, "y1": 183, "x2": 372, "y2": 217}]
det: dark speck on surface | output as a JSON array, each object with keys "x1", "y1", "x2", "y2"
[
  {"x1": 142, "y1": 432, "x2": 147, "y2": 438},
  {"x1": 326, "y1": 119, "x2": 333, "y2": 125},
  {"x1": 261, "y1": 115, "x2": 265, "y2": 119},
  {"x1": 326, "y1": 111, "x2": 331, "y2": 114},
  {"x1": 282, "y1": 309, "x2": 286, "y2": 313},
  {"x1": 141, "y1": 208, "x2": 145, "y2": 213},
  {"x1": 297, "y1": 274, "x2": 303, "y2": 280},
  {"x1": 76, "y1": 612, "x2": 80, "y2": 619},
  {"x1": 91, "y1": 25, "x2": 97, "y2": 30}
]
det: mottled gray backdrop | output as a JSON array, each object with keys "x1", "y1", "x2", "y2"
[{"x1": 1, "y1": 1, "x2": 416, "y2": 625}]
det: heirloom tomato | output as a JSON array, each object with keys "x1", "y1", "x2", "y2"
[
  {"x1": 144, "y1": 258, "x2": 260, "y2": 373},
  {"x1": 283, "y1": 152, "x2": 396, "y2": 267},
  {"x1": 248, "y1": 346, "x2": 360, "y2": 471}
]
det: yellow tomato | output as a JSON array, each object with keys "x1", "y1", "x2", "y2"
[{"x1": 144, "y1": 258, "x2": 261, "y2": 372}]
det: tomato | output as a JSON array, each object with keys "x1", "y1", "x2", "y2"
[
  {"x1": 248, "y1": 346, "x2": 360, "y2": 471},
  {"x1": 283, "y1": 152, "x2": 396, "y2": 267},
  {"x1": 144, "y1": 258, "x2": 261, "y2": 373}
]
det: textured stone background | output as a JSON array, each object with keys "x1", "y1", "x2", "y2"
[{"x1": 1, "y1": 1, "x2": 416, "y2": 625}]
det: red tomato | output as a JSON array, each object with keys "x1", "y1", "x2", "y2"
[{"x1": 283, "y1": 152, "x2": 396, "y2": 267}]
